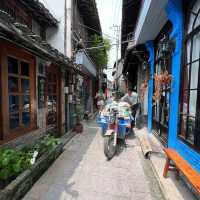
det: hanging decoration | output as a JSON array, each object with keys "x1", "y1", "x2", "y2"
[
  {"x1": 140, "y1": 80, "x2": 148, "y2": 101},
  {"x1": 153, "y1": 70, "x2": 172, "y2": 104}
]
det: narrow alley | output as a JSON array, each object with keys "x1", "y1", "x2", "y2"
[{"x1": 23, "y1": 120, "x2": 164, "y2": 200}]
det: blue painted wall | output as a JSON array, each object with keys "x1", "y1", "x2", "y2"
[
  {"x1": 145, "y1": 41, "x2": 154, "y2": 133},
  {"x1": 166, "y1": 0, "x2": 200, "y2": 172},
  {"x1": 166, "y1": 0, "x2": 183, "y2": 148},
  {"x1": 144, "y1": 0, "x2": 200, "y2": 172}
]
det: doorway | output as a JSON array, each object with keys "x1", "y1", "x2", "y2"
[{"x1": 46, "y1": 65, "x2": 60, "y2": 132}]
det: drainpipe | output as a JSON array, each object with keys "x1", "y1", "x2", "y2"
[{"x1": 65, "y1": 0, "x2": 72, "y2": 58}]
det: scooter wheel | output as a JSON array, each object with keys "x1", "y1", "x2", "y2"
[{"x1": 104, "y1": 135, "x2": 116, "y2": 160}]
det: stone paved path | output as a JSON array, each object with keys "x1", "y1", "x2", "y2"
[{"x1": 23, "y1": 120, "x2": 164, "y2": 200}]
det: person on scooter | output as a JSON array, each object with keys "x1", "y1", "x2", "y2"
[{"x1": 121, "y1": 88, "x2": 139, "y2": 127}]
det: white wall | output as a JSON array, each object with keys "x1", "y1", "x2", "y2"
[{"x1": 39, "y1": 0, "x2": 66, "y2": 55}]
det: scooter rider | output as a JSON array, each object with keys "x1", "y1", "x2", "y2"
[{"x1": 120, "y1": 88, "x2": 139, "y2": 127}]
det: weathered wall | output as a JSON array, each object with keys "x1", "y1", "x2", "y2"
[
  {"x1": 32, "y1": 20, "x2": 41, "y2": 36},
  {"x1": 41, "y1": 0, "x2": 66, "y2": 55}
]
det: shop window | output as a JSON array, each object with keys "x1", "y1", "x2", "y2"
[
  {"x1": 179, "y1": 0, "x2": 200, "y2": 150},
  {"x1": 152, "y1": 21, "x2": 172, "y2": 146},
  {"x1": 8, "y1": 57, "x2": 32, "y2": 130}
]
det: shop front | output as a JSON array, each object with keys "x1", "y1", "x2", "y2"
[
  {"x1": 0, "y1": 0, "x2": 71, "y2": 147},
  {"x1": 144, "y1": 0, "x2": 200, "y2": 172},
  {"x1": 0, "y1": 42, "x2": 37, "y2": 143},
  {"x1": 0, "y1": 41, "x2": 66, "y2": 145},
  {"x1": 46, "y1": 64, "x2": 61, "y2": 132}
]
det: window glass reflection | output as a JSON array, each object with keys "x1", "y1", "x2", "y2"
[
  {"x1": 187, "y1": 117, "x2": 195, "y2": 144},
  {"x1": 8, "y1": 57, "x2": 18, "y2": 74},
  {"x1": 9, "y1": 113, "x2": 19, "y2": 129},
  {"x1": 21, "y1": 61, "x2": 29, "y2": 76},
  {"x1": 8, "y1": 77, "x2": 18, "y2": 92},
  {"x1": 22, "y1": 112, "x2": 30, "y2": 126},
  {"x1": 21, "y1": 79, "x2": 30, "y2": 93},
  {"x1": 9, "y1": 95, "x2": 19, "y2": 112},
  {"x1": 22, "y1": 95, "x2": 30, "y2": 111}
]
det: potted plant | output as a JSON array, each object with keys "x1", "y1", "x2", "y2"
[{"x1": 74, "y1": 104, "x2": 84, "y2": 133}]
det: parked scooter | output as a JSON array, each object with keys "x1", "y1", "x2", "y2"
[{"x1": 99, "y1": 102, "x2": 133, "y2": 160}]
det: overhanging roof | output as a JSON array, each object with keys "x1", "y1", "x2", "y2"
[
  {"x1": 19, "y1": 0, "x2": 58, "y2": 27},
  {"x1": 77, "y1": 0, "x2": 102, "y2": 36},
  {"x1": 121, "y1": 0, "x2": 142, "y2": 57},
  {"x1": 0, "y1": 10, "x2": 70, "y2": 67},
  {"x1": 135, "y1": 0, "x2": 168, "y2": 45}
]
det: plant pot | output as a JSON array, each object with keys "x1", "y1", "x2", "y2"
[{"x1": 74, "y1": 123, "x2": 83, "y2": 133}]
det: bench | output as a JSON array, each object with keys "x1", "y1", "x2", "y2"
[{"x1": 163, "y1": 148, "x2": 200, "y2": 194}]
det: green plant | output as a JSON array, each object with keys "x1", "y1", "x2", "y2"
[
  {"x1": 0, "y1": 135, "x2": 60, "y2": 181},
  {"x1": 32, "y1": 135, "x2": 60, "y2": 157},
  {"x1": 88, "y1": 34, "x2": 111, "y2": 69},
  {"x1": 0, "y1": 149, "x2": 32, "y2": 180}
]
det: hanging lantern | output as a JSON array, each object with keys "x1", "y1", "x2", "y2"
[{"x1": 158, "y1": 35, "x2": 175, "y2": 59}]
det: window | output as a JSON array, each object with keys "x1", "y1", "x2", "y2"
[
  {"x1": 0, "y1": 43, "x2": 36, "y2": 141},
  {"x1": 179, "y1": 0, "x2": 200, "y2": 150},
  {"x1": 8, "y1": 57, "x2": 31, "y2": 129},
  {"x1": 152, "y1": 21, "x2": 172, "y2": 146}
]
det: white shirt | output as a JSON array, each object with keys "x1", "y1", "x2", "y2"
[{"x1": 121, "y1": 92, "x2": 138, "y2": 105}]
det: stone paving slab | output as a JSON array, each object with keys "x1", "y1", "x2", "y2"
[{"x1": 23, "y1": 121, "x2": 164, "y2": 200}]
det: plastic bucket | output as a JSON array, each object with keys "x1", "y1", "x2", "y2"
[
  {"x1": 118, "y1": 119, "x2": 128, "y2": 138},
  {"x1": 100, "y1": 120, "x2": 108, "y2": 136}
]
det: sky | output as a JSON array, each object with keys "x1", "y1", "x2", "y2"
[{"x1": 96, "y1": 0, "x2": 122, "y2": 81}]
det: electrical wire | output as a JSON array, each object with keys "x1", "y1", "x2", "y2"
[{"x1": 79, "y1": 23, "x2": 117, "y2": 40}]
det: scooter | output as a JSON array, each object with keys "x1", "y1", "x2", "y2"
[
  {"x1": 103, "y1": 103, "x2": 133, "y2": 160},
  {"x1": 103, "y1": 108, "x2": 118, "y2": 159}
]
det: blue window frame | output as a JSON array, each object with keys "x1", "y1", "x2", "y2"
[{"x1": 179, "y1": 0, "x2": 200, "y2": 151}]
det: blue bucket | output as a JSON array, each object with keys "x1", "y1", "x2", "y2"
[
  {"x1": 118, "y1": 119, "x2": 129, "y2": 138},
  {"x1": 96, "y1": 115, "x2": 108, "y2": 136},
  {"x1": 100, "y1": 120, "x2": 108, "y2": 136}
]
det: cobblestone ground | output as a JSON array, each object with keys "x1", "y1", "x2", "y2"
[{"x1": 23, "y1": 120, "x2": 164, "y2": 200}]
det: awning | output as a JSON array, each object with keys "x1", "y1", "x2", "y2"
[
  {"x1": 134, "y1": 0, "x2": 168, "y2": 46},
  {"x1": 0, "y1": 10, "x2": 71, "y2": 67},
  {"x1": 19, "y1": 0, "x2": 58, "y2": 27}
]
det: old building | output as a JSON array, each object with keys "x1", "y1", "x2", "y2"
[
  {"x1": 0, "y1": 0, "x2": 73, "y2": 147},
  {"x1": 112, "y1": 59, "x2": 126, "y2": 94},
  {"x1": 44, "y1": 0, "x2": 102, "y2": 131}
]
